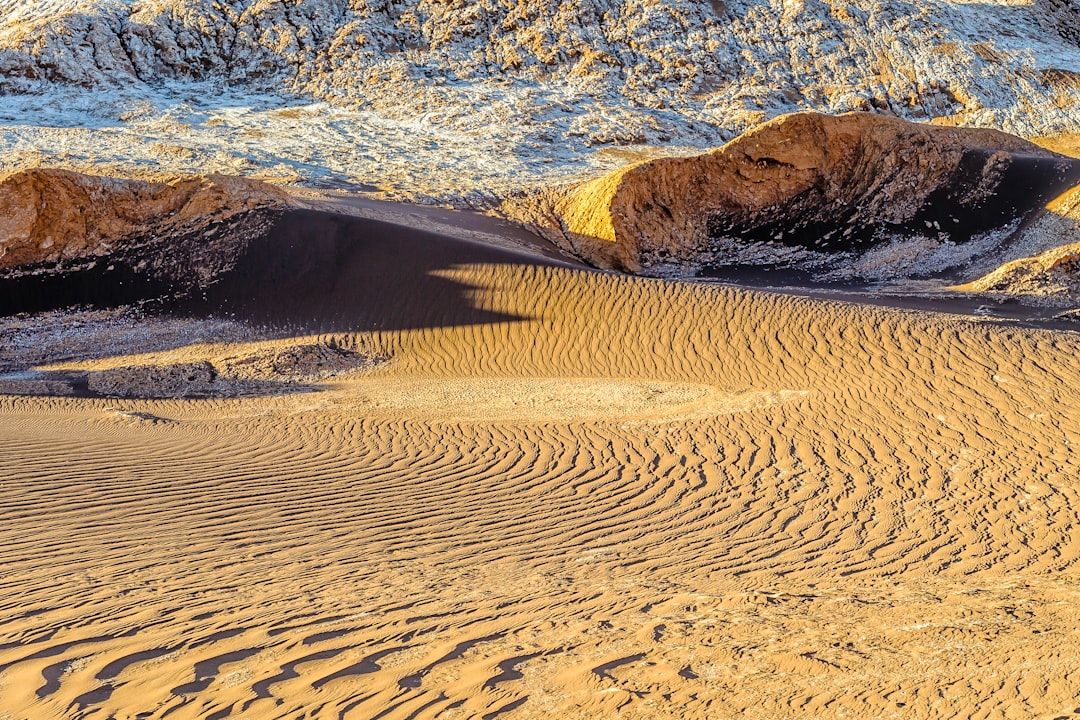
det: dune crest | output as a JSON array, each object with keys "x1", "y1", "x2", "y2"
[{"x1": 524, "y1": 112, "x2": 1080, "y2": 274}]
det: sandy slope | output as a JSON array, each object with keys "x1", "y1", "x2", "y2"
[{"x1": 2, "y1": 208, "x2": 1080, "y2": 719}]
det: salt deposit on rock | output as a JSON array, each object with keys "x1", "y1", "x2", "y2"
[
  {"x1": 1, "y1": 0, "x2": 1078, "y2": 199},
  {"x1": 1, "y1": 2, "x2": 1079, "y2": 293},
  {"x1": 78, "y1": 342, "x2": 383, "y2": 397},
  {"x1": 219, "y1": 342, "x2": 385, "y2": 382},
  {"x1": 86, "y1": 360, "x2": 219, "y2": 398},
  {"x1": 965, "y1": 241, "x2": 1080, "y2": 302},
  {"x1": 957, "y1": 186, "x2": 1080, "y2": 303}
]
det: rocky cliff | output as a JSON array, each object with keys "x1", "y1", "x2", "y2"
[
  {"x1": 0, "y1": 169, "x2": 287, "y2": 304},
  {"x1": 2, "y1": 0, "x2": 1078, "y2": 137},
  {"x1": 1, "y1": 0, "x2": 1079, "y2": 199}
]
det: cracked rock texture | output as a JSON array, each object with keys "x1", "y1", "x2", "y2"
[
  {"x1": 1, "y1": 0, "x2": 1079, "y2": 145},
  {"x1": 522, "y1": 112, "x2": 1080, "y2": 273}
]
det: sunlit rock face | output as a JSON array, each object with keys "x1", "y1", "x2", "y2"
[
  {"x1": 0, "y1": 0, "x2": 1078, "y2": 201},
  {"x1": 2, "y1": 2, "x2": 1079, "y2": 289},
  {"x1": 957, "y1": 185, "x2": 1080, "y2": 304},
  {"x1": 534, "y1": 112, "x2": 1080, "y2": 277},
  {"x1": 0, "y1": 169, "x2": 286, "y2": 270},
  {"x1": 0, "y1": 168, "x2": 287, "y2": 270},
  {"x1": 2, "y1": 0, "x2": 1078, "y2": 136}
]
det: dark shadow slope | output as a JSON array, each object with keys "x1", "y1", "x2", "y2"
[{"x1": 0, "y1": 209, "x2": 575, "y2": 334}]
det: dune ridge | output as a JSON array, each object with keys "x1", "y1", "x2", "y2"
[{"x1": 2, "y1": 206, "x2": 1080, "y2": 717}]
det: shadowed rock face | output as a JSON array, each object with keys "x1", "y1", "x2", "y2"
[
  {"x1": 540, "y1": 112, "x2": 1080, "y2": 275},
  {"x1": 956, "y1": 185, "x2": 1080, "y2": 304},
  {"x1": 0, "y1": 169, "x2": 288, "y2": 309},
  {"x1": 706, "y1": 149, "x2": 1076, "y2": 252}
]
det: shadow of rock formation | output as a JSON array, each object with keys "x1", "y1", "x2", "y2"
[
  {"x1": 0, "y1": 202, "x2": 564, "y2": 335},
  {"x1": 178, "y1": 209, "x2": 545, "y2": 334}
]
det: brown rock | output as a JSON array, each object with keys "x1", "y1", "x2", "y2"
[
  {"x1": 86, "y1": 361, "x2": 218, "y2": 399},
  {"x1": 535, "y1": 112, "x2": 1080, "y2": 272},
  {"x1": 0, "y1": 169, "x2": 288, "y2": 271}
]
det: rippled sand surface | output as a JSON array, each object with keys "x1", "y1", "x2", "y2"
[{"x1": 3, "y1": 221, "x2": 1080, "y2": 719}]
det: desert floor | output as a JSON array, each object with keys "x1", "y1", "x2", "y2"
[{"x1": 2, "y1": 207, "x2": 1080, "y2": 720}]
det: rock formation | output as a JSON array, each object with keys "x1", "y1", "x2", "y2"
[
  {"x1": 0, "y1": 169, "x2": 288, "y2": 309},
  {"x1": 2, "y1": 0, "x2": 1078, "y2": 137},
  {"x1": 0, "y1": 169, "x2": 287, "y2": 270},
  {"x1": 0, "y1": 168, "x2": 287, "y2": 275},
  {"x1": 526, "y1": 112, "x2": 1080, "y2": 274},
  {"x1": 0, "y1": 0, "x2": 1078, "y2": 199},
  {"x1": 958, "y1": 186, "x2": 1080, "y2": 304}
]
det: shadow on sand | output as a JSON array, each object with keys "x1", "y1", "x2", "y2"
[{"x1": 0, "y1": 209, "x2": 571, "y2": 335}]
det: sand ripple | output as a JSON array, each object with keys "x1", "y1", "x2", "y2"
[{"x1": 2, "y1": 261, "x2": 1080, "y2": 718}]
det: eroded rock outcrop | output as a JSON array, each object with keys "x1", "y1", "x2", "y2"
[
  {"x1": 1040, "y1": 0, "x2": 1080, "y2": 48},
  {"x1": 0, "y1": 169, "x2": 287, "y2": 271},
  {"x1": 218, "y1": 343, "x2": 385, "y2": 382},
  {"x1": 2, "y1": 0, "x2": 1079, "y2": 153},
  {"x1": 530, "y1": 112, "x2": 1080, "y2": 275}
]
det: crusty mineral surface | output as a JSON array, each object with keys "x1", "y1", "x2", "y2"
[
  {"x1": 85, "y1": 361, "x2": 219, "y2": 398},
  {"x1": 958, "y1": 186, "x2": 1080, "y2": 304},
  {"x1": 2, "y1": 0, "x2": 1078, "y2": 138},
  {"x1": 1, "y1": 0, "x2": 1078, "y2": 199},
  {"x1": 532, "y1": 112, "x2": 1080, "y2": 273}
]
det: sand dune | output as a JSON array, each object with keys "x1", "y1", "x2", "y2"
[{"x1": 2, "y1": 205, "x2": 1080, "y2": 718}]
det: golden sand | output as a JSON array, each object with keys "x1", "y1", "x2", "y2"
[{"x1": 3, "y1": 230, "x2": 1080, "y2": 718}]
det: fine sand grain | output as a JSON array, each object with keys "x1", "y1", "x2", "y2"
[{"x1": 2, "y1": 209, "x2": 1080, "y2": 719}]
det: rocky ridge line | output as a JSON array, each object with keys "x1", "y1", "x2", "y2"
[{"x1": 1, "y1": 0, "x2": 1079, "y2": 144}]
